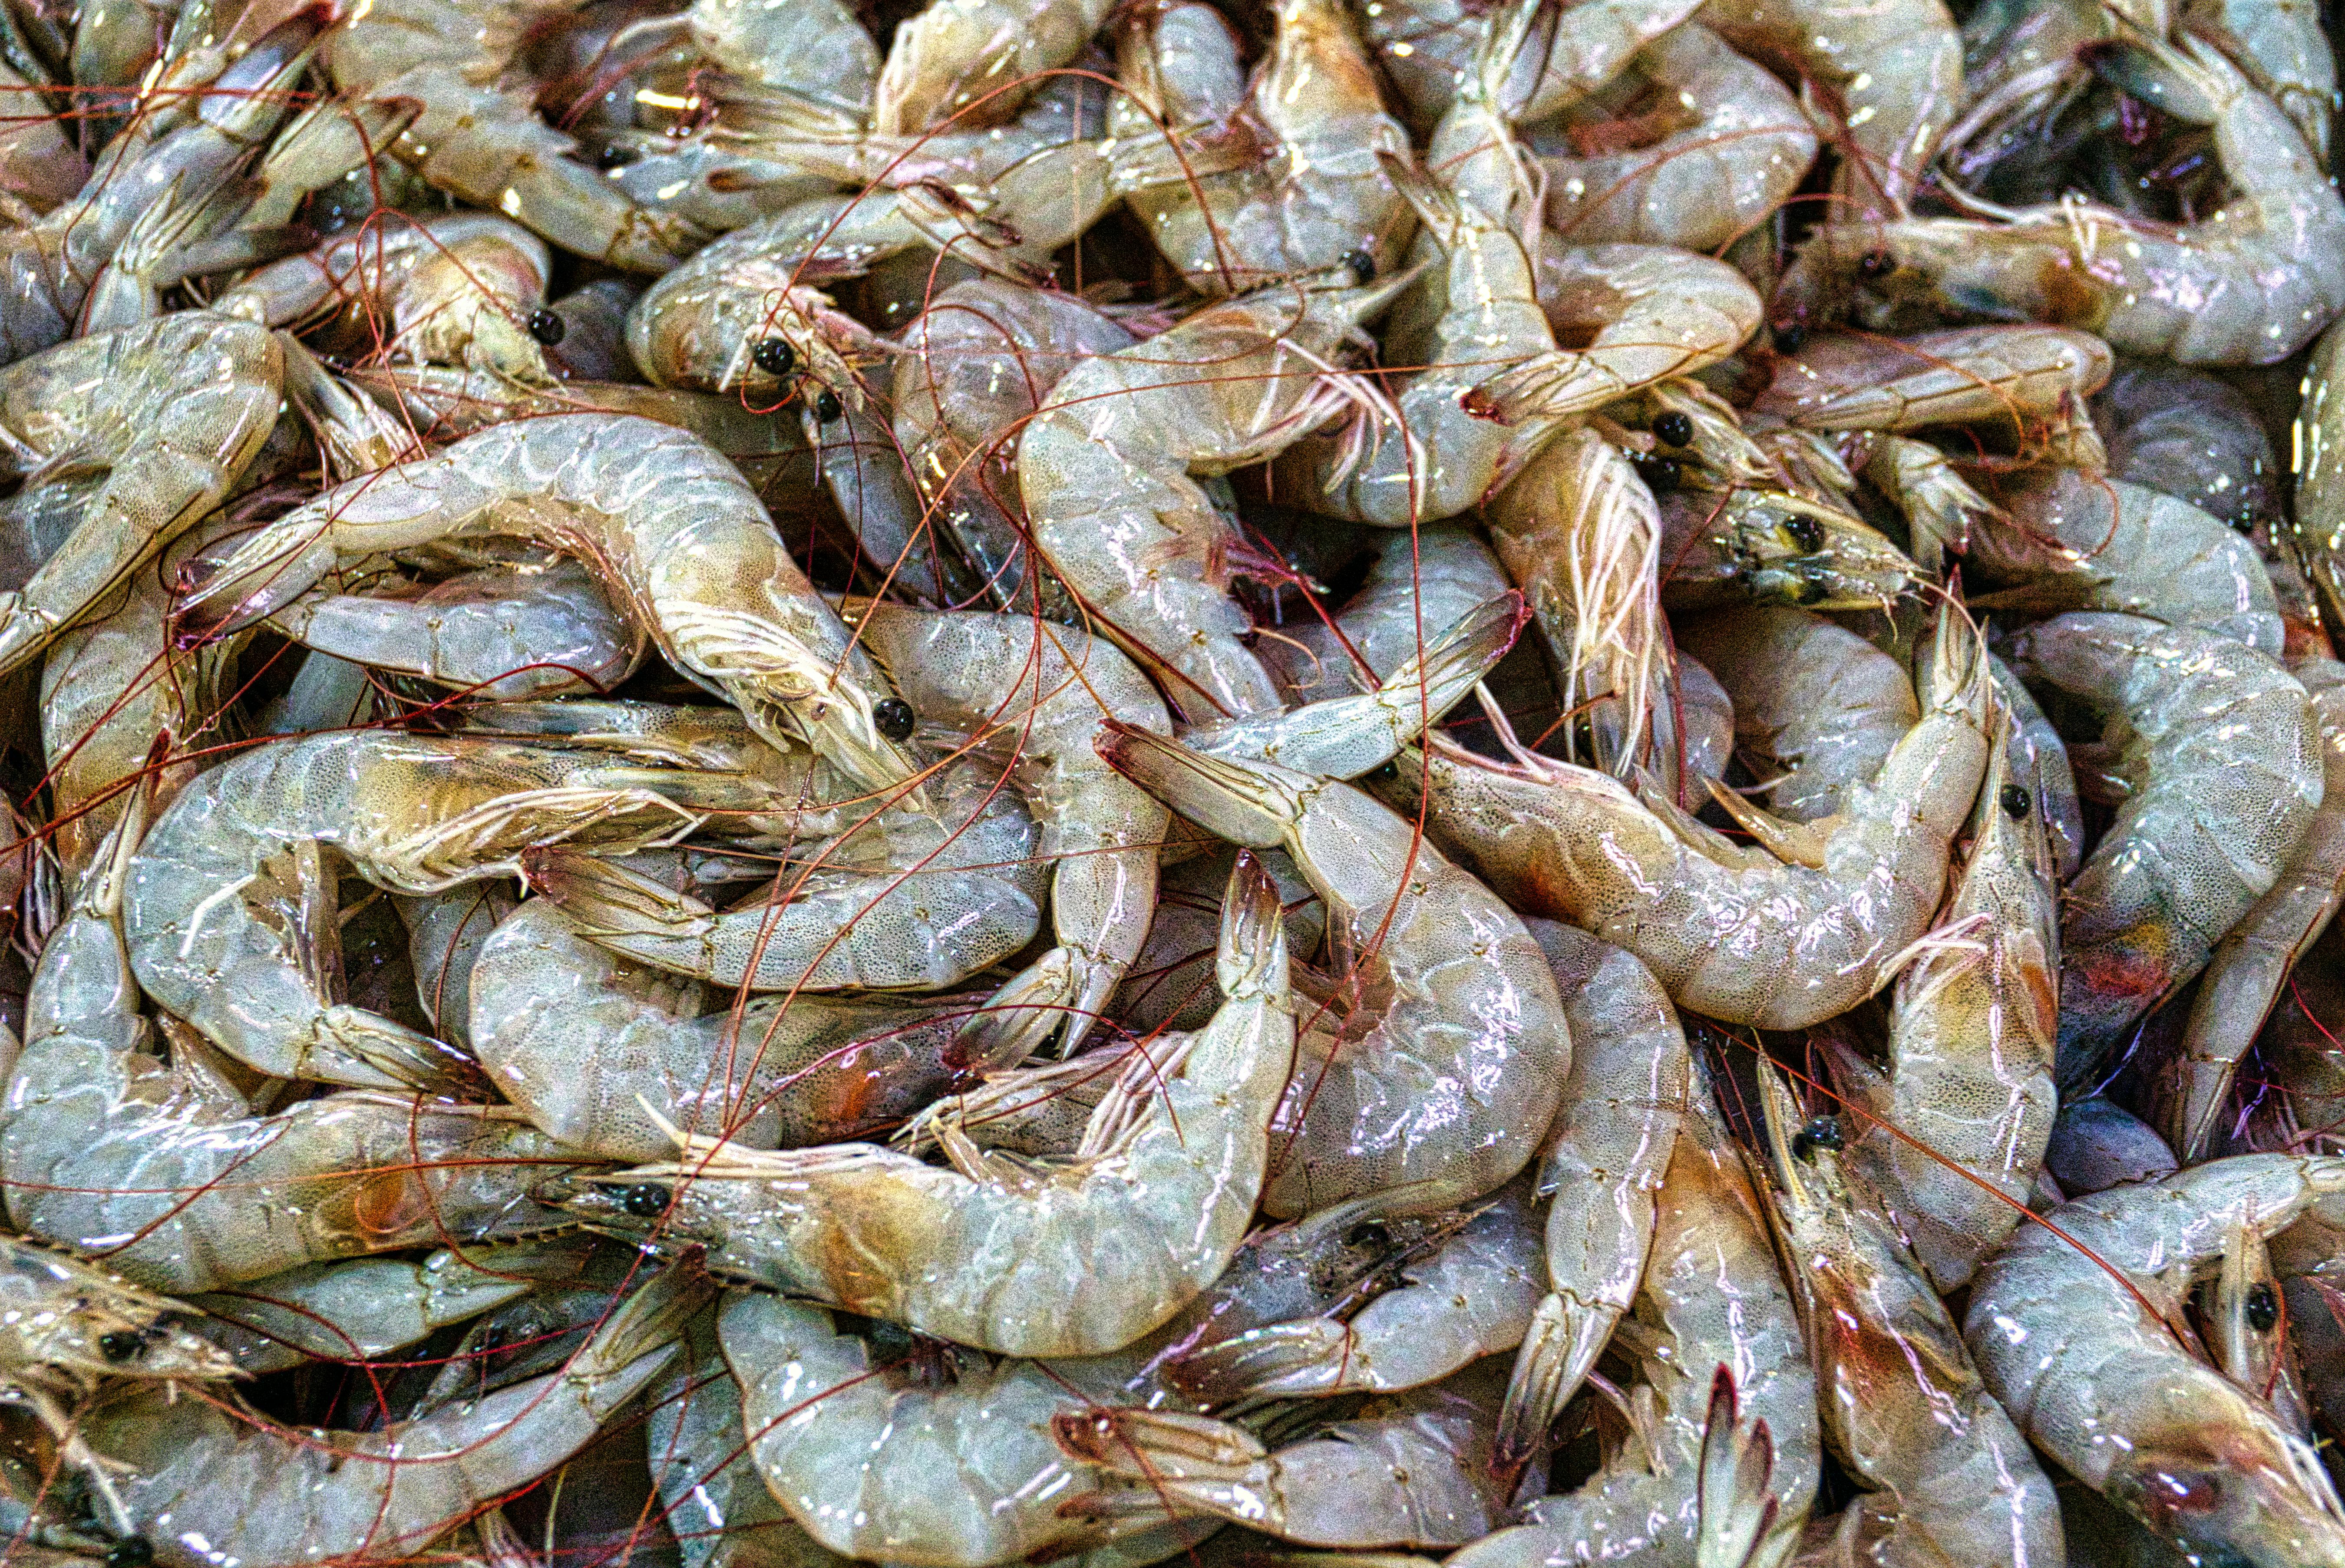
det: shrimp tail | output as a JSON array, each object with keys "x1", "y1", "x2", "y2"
[
  {"x1": 1094, "y1": 724, "x2": 1310, "y2": 849},
  {"x1": 1217, "y1": 849, "x2": 1288, "y2": 1002},
  {"x1": 522, "y1": 847, "x2": 713, "y2": 941},
  {"x1": 1495, "y1": 1290, "x2": 1615, "y2": 1478},
  {"x1": 1694, "y1": 1366, "x2": 1786, "y2": 1568}
]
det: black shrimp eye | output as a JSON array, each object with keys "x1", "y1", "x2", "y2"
[
  {"x1": 106, "y1": 1535, "x2": 153, "y2": 1568},
  {"x1": 813, "y1": 388, "x2": 844, "y2": 423},
  {"x1": 1857, "y1": 248, "x2": 1893, "y2": 278},
  {"x1": 1343, "y1": 248, "x2": 1376, "y2": 285},
  {"x1": 98, "y1": 1330, "x2": 145, "y2": 1363},
  {"x1": 1652, "y1": 410, "x2": 1695, "y2": 448},
  {"x1": 1770, "y1": 320, "x2": 1806, "y2": 354},
  {"x1": 2000, "y1": 783, "x2": 2032, "y2": 820},
  {"x1": 1783, "y1": 513, "x2": 1826, "y2": 554},
  {"x1": 2246, "y1": 1281, "x2": 2280, "y2": 1334},
  {"x1": 752, "y1": 337, "x2": 796, "y2": 377},
  {"x1": 1634, "y1": 455, "x2": 1681, "y2": 494},
  {"x1": 601, "y1": 1182, "x2": 671, "y2": 1218},
  {"x1": 526, "y1": 308, "x2": 565, "y2": 347},
  {"x1": 874, "y1": 697, "x2": 916, "y2": 741},
  {"x1": 1790, "y1": 1116, "x2": 1845, "y2": 1159},
  {"x1": 1369, "y1": 759, "x2": 1399, "y2": 782}
]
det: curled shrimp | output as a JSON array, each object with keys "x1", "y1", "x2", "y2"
[
  {"x1": 1019, "y1": 267, "x2": 1412, "y2": 717},
  {"x1": 1753, "y1": 1065, "x2": 2064, "y2": 1568},
  {"x1": 558, "y1": 851, "x2": 1295, "y2": 1360},
  {"x1": 1452, "y1": 1077, "x2": 1817, "y2": 1568},
  {"x1": 2001, "y1": 611, "x2": 2325, "y2": 1088},
  {"x1": 2165, "y1": 659, "x2": 2345, "y2": 1159},
  {"x1": 1965, "y1": 1155, "x2": 2345, "y2": 1566},
  {"x1": 216, "y1": 212, "x2": 558, "y2": 387},
  {"x1": 1100, "y1": 720, "x2": 1569, "y2": 1215},
  {"x1": 873, "y1": 0, "x2": 1115, "y2": 133},
  {"x1": 3, "y1": 784, "x2": 572, "y2": 1294},
  {"x1": 0, "y1": 314, "x2": 281, "y2": 679},
  {"x1": 1382, "y1": 610, "x2": 1993, "y2": 1030},
  {"x1": 122, "y1": 730, "x2": 717, "y2": 1091},
  {"x1": 468, "y1": 898, "x2": 969, "y2": 1162},
  {"x1": 1796, "y1": 29, "x2": 2345, "y2": 364},
  {"x1": 1528, "y1": 23, "x2": 1818, "y2": 253},
  {"x1": 175, "y1": 413, "x2": 925, "y2": 795},
  {"x1": 1115, "y1": 0, "x2": 1412, "y2": 292}
]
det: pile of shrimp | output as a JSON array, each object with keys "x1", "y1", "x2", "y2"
[{"x1": 11, "y1": 0, "x2": 2345, "y2": 1562}]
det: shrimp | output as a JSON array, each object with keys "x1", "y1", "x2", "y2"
[
  {"x1": 2098, "y1": 357, "x2": 2320, "y2": 656},
  {"x1": 1267, "y1": 523, "x2": 1516, "y2": 705},
  {"x1": 0, "y1": 14, "x2": 316, "y2": 367},
  {"x1": 1462, "y1": 244, "x2": 1764, "y2": 428},
  {"x1": 215, "y1": 212, "x2": 557, "y2": 387},
  {"x1": 1754, "y1": 1067, "x2": 2064, "y2": 1568},
  {"x1": 3, "y1": 785, "x2": 571, "y2": 1294},
  {"x1": 2206, "y1": 1215, "x2": 2315, "y2": 1439},
  {"x1": 2188, "y1": 0, "x2": 2334, "y2": 158},
  {"x1": 266, "y1": 558, "x2": 644, "y2": 700},
  {"x1": 1698, "y1": 0, "x2": 1960, "y2": 221},
  {"x1": 1054, "y1": 1359, "x2": 1523, "y2": 1548},
  {"x1": 1965, "y1": 466, "x2": 2284, "y2": 656},
  {"x1": 557, "y1": 851, "x2": 1295, "y2": 1359},
  {"x1": 873, "y1": 0, "x2": 1113, "y2": 133},
  {"x1": 1100, "y1": 722, "x2": 1569, "y2": 1214},
  {"x1": 122, "y1": 730, "x2": 713, "y2": 1090},
  {"x1": 2289, "y1": 318, "x2": 2345, "y2": 647},
  {"x1": 1270, "y1": 152, "x2": 1557, "y2": 529},
  {"x1": 669, "y1": 0, "x2": 878, "y2": 135},
  {"x1": 1527, "y1": 24, "x2": 1816, "y2": 253},
  {"x1": 174, "y1": 414, "x2": 924, "y2": 795},
  {"x1": 1115, "y1": 0, "x2": 1411, "y2": 292},
  {"x1": 1162, "y1": 1175, "x2": 1546, "y2": 1401},
  {"x1": 1676, "y1": 604, "x2": 1919, "y2": 826},
  {"x1": 185, "y1": 1245, "x2": 551, "y2": 1375},
  {"x1": 2044, "y1": 1094, "x2": 2179, "y2": 1197},
  {"x1": 1493, "y1": 923, "x2": 1689, "y2": 1469},
  {"x1": 1655, "y1": 482, "x2": 1924, "y2": 614},
  {"x1": 83, "y1": 1266, "x2": 702, "y2": 1568},
  {"x1": 1381, "y1": 610, "x2": 1992, "y2": 1030},
  {"x1": 523, "y1": 747, "x2": 1046, "y2": 995},
  {"x1": 1750, "y1": 324, "x2": 2111, "y2": 442},
  {"x1": 1991, "y1": 648, "x2": 2086, "y2": 880},
  {"x1": 1020, "y1": 268, "x2": 1412, "y2": 717},
  {"x1": 467, "y1": 898, "x2": 968, "y2": 1161},
  {"x1": 888, "y1": 279, "x2": 1133, "y2": 612},
  {"x1": 0, "y1": 1233, "x2": 239, "y2": 1552},
  {"x1": 2000, "y1": 612, "x2": 2324, "y2": 1087},
  {"x1": 2166, "y1": 661, "x2": 2345, "y2": 1160},
  {"x1": 0, "y1": 314, "x2": 280, "y2": 679},
  {"x1": 1963, "y1": 1155, "x2": 2345, "y2": 1567},
  {"x1": 1450, "y1": 1079, "x2": 1817, "y2": 1568},
  {"x1": 713, "y1": 1290, "x2": 1215, "y2": 1568},
  {"x1": 645, "y1": 1304, "x2": 833, "y2": 1568},
  {"x1": 838, "y1": 601, "x2": 1171, "y2": 1059},
  {"x1": 40, "y1": 520, "x2": 240, "y2": 880},
  {"x1": 1795, "y1": 30, "x2": 2345, "y2": 364},
  {"x1": 1827, "y1": 725, "x2": 2060, "y2": 1294},
  {"x1": 320, "y1": 0, "x2": 705, "y2": 270}
]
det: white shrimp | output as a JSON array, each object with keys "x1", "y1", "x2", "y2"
[
  {"x1": 123, "y1": 730, "x2": 709, "y2": 1090},
  {"x1": 1965, "y1": 1155, "x2": 2345, "y2": 1566},
  {"x1": 0, "y1": 314, "x2": 281, "y2": 679},
  {"x1": 1832, "y1": 726, "x2": 2061, "y2": 1294},
  {"x1": 1019, "y1": 268, "x2": 1412, "y2": 717},
  {"x1": 2001, "y1": 612, "x2": 2324, "y2": 1087},
  {"x1": 558, "y1": 851, "x2": 1295, "y2": 1359},
  {"x1": 1100, "y1": 722, "x2": 1570, "y2": 1214},
  {"x1": 1380, "y1": 611, "x2": 1993, "y2": 1030},
  {"x1": 467, "y1": 897, "x2": 968, "y2": 1161},
  {"x1": 175, "y1": 413, "x2": 924, "y2": 795},
  {"x1": 85, "y1": 1267, "x2": 703, "y2": 1568},
  {"x1": 1801, "y1": 28, "x2": 2345, "y2": 364},
  {"x1": 3, "y1": 782, "x2": 573, "y2": 1294}
]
